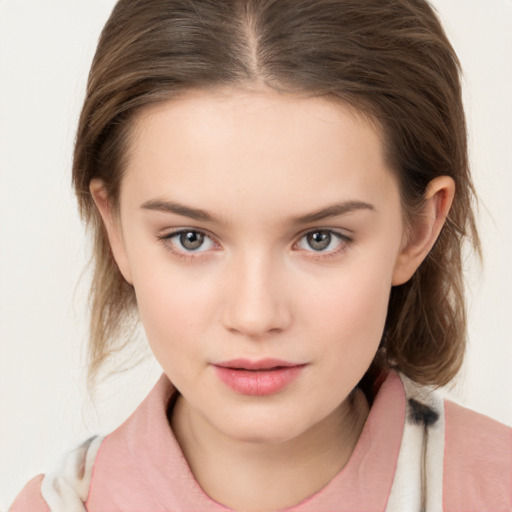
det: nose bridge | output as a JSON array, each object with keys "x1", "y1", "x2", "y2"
[{"x1": 222, "y1": 247, "x2": 291, "y2": 337}]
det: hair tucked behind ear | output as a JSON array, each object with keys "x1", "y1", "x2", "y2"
[{"x1": 74, "y1": 0, "x2": 479, "y2": 388}]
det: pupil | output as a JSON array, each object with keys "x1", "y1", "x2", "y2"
[
  {"x1": 308, "y1": 231, "x2": 331, "y2": 251},
  {"x1": 180, "y1": 231, "x2": 204, "y2": 250}
]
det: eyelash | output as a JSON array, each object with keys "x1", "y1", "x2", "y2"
[
  {"x1": 157, "y1": 228, "x2": 353, "y2": 261},
  {"x1": 157, "y1": 229, "x2": 220, "y2": 262},
  {"x1": 296, "y1": 229, "x2": 353, "y2": 260}
]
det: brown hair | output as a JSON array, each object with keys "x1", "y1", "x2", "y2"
[{"x1": 73, "y1": 0, "x2": 479, "y2": 388}]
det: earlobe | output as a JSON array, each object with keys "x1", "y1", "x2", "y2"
[
  {"x1": 89, "y1": 179, "x2": 133, "y2": 285},
  {"x1": 392, "y1": 176, "x2": 455, "y2": 286}
]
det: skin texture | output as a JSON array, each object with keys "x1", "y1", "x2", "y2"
[{"x1": 91, "y1": 87, "x2": 454, "y2": 511}]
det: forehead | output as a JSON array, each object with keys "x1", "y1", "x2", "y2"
[
  {"x1": 121, "y1": 87, "x2": 399, "y2": 219},
  {"x1": 132, "y1": 87, "x2": 381, "y2": 147}
]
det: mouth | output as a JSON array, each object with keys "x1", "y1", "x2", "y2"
[
  {"x1": 214, "y1": 358, "x2": 303, "y2": 371},
  {"x1": 212, "y1": 359, "x2": 307, "y2": 396}
]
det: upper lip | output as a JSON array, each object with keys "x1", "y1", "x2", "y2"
[{"x1": 213, "y1": 358, "x2": 304, "y2": 370}]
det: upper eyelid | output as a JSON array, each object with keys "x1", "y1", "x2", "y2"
[
  {"x1": 297, "y1": 225, "x2": 354, "y2": 237},
  {"x1": 293, "y1": 229, "x2": 353, "y2": 260},
  {"x1": 295, "y1": 227, "x2": 353, "y2": 242},
  {"x1": 158, "y1": 227, "x2": 353, "y2": 249},
  {"x1": 159, "y1": 226, "x2": 351, "y2": 238},
  {"x1": 159, "y1": 227, "x2": 217, "y2": 241},
  {"x1": 157, "y1": 228, "x2": 219, "y2": 252}
]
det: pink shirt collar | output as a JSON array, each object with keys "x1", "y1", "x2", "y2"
[{"x1": 86, "y1": 371, "x2": 405, "y2": 511}]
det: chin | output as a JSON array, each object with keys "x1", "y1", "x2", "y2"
[{"x1": 213, "y1": 408, "x2": 314, "y2": 445}]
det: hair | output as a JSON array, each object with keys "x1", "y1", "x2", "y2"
[{"x1": 73, "y1": 0, "x2": 480, "y2": 389}]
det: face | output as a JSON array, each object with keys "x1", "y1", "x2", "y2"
[{"x1": 100, "y1": 87, "x2": 413, "y2": 444}]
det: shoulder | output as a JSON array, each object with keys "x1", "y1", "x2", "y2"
[
  {"x1": 443, "y1": 398, "x2": 512, "y2": 510},
  {"x1": 8, "y1": 475, "x2": 50, "y2": 512}
]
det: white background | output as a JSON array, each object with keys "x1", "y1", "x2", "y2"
[{"x1": 1, "y1": 0, "x2": 511, "y2": 508}]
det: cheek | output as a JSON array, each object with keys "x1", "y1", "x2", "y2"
[
  {"x1": 305, "y1": 259, "x2": 394, "y2": 363},
  {"x1": 130, "y1": 258, "x2": 217, "y2": 361},
  {"x1": 135, "y1": 280, "x2": 216, "y2": 388},
  {"x1": 138, "y1": 282, "x2": 209, "y2": 328},
  {"x1": 312, "y1": 256, "x2": 392, "y2": 323}
]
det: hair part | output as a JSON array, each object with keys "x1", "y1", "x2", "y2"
[{"x1": 73, "y1": 0, "x2": 480, "y2": 388}]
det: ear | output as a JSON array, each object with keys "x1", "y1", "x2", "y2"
[
  {"x1": 89, "y1": 179, "x2": 133, "y2": 285},
  {"x1": 392, "y1": 176, "x2": 455, "y2": 286}
]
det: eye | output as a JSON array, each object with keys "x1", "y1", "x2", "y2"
[
  {"x1": 161, "y1": 229, "x2": 216, "y2": 253},
  {"x1": 296, "y1": 229, "x2": 350, "y2": 253}
]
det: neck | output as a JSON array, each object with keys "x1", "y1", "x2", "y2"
[{"x1": 171, "y1": 390, "x2": 369, "y2": 512}]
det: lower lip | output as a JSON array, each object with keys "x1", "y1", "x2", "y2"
[{"x1": 213, "y1": 365, "x2": 306, "y2": 396}]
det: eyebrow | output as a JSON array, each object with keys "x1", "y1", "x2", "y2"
[
  {"x1": 291, "y1": 200, "x2": 375, "y2": 224},
  {"x1": 140, "y1": 198, "x2": 375, "y2": 225},
  {"x1": 141, "y1": 198, "x2": 219, "y2": 223}
]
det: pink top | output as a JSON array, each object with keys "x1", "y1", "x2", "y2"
[{"x1": 9, "y1": 372, "x2": 512, "y2": 511}]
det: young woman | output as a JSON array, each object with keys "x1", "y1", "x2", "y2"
[{"x1": 9, "y1": 0, "x2": 511, "y2": 510}]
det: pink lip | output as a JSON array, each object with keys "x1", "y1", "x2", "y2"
[{"x1": 213, "y1": 359, "x2": 306, "y2": 396}]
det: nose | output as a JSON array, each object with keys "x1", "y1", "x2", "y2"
[{"x1": 221, "y1": 251, "x2": 292, "y2": 338}]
